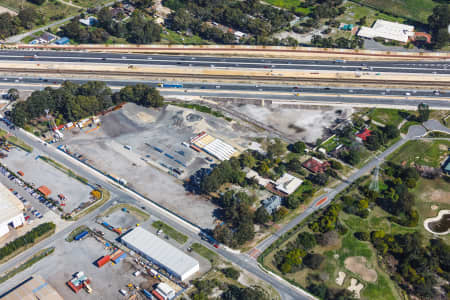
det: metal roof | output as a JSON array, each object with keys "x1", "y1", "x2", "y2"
[
  {"x1": 0, "y1": 182, "x2": 24, "y2": 225},
  {"x1": 357, "y1": 20, "x2": 414, "y2": 43},
  {"x1": 121, "y1": 227, "x2": 199, "y2": 279}
]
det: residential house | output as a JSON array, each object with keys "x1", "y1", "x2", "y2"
[
  {"x1": 79, "y1": 16, "x2": 98, "y2": 26},
  {"x1": 303, "y1": 157, "x2": 330, "y2": 173},
  {"x1": 274, "y1": 173, "x2": 303, "y2": 195},
  {"x1": 355, "y1": 128, "x2": 372, "y2": 142},
  {"x1": 262, "y1": 195, "x2": 283, "y2": 214}
]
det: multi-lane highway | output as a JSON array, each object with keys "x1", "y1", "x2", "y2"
[
  {"x1": 1, "y1": 77, "x2": 449, "y2": 109},
  {"x1": 0, "y1": 50, "x2": 449, "y2": 74}
]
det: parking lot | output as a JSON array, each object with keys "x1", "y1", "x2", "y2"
[
  {"x1": 0, "y1": 148, "x2": 93, "y2": 214},
  {"x1": 56, "y1": 103, "x2": 261, "y2": 228}
]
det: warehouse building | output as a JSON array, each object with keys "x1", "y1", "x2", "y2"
[
  {"x1": 357, "y1": 20, "x2": 415, "y2": 44},
  {"x1": 0, "y1": 182, "x2": 25, "y2": 238},
  {"x1": 121, "y1": 227, "x2": 200, "y2": 281},
  {"x1": 1, "y1": 275, "x2": 63, "y2": 300},
  {"x1": 191, "y1": 132, "x2": 236, "y2": 161}
]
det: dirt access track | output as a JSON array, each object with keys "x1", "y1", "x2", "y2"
[{"x1": 4, "y1": 44, "x2": 450, "y2": 61}]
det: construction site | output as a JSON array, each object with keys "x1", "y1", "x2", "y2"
[{"x1": 54, "y1": 103, "x2": 266, "y2": 228}]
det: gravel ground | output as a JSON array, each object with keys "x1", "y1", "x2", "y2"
[{"x1": 58, "y1": 103, "x2": 264, "y2": 229}]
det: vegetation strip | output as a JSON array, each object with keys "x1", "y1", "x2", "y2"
[
  {"x1": 39, "y1": 156, "x2": 89, "y2": 185},
  {"x1": 0, "y1": 247, "x2": 55, "y2": 284},
  {"x1": 0, "y1": 222, "x2": 55, "y2": 264},
  {"x1": 0, "y1": 129, "x2": 33, "y2": 153},
  {"x1": 65, "y1": 225, "x2": 89, "y2": 242},
  {"x1": 151, "y1": 220, "x2": 188, "y2": 244}
]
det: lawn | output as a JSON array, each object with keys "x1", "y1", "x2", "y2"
[
  {"x1": 161, "y1": 29, "x2": 210, "y2": 45},
  {"x1": 191, "y1": 242, "x2": 220, "y2": 266},
  {"x1": 152, "y1": 221, "x2": 188, "y2": 244},
  {"x1": 368, "y1": 108, "x2": 408, "y2": 127},
  {"x1": 0, "y1": 0, "x2": 80, "y2": 27},
  {"x1": 264, "y1": 0, "x2": 311, "y2": 14},
  {"x1": 350, "y1": 0, "x2": 437, "y2": 24},
  {"x1": 71, "y1": 0, "x2": 111, "y2": 7},
  {"x1": 320, "y1": 136, "x2": 339, "y2": 152},
  {"x1": 387, "y1": 140, "x2": 450, "y2": 168},
  {"x1": 337, "y1": 2, "x2": 405, "y2": 26}
]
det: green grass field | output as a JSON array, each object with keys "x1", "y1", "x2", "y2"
[
  {"x1": 161, "y1": 29, "x2": 210, "y2": 45},
  {"x1": 368, "y1": 108, "x2": 409, "y2": 127},
  {"x1": 70, "y1": 0, "x2": 111, "y2": 7},
  {"x1": 350, "y1": 0, "x2": 437, "y2": 24},
  {"x1": 264, "y1": 0, "x2": 311, "y2": 14},
  {"x1": 388, "y1": 140, "x2": 450, "y2": 168},
  {"x1": 337, "y1": 2, "x2": 405, "y2": 26},
  {"x1": 0, "y1": 0, "x2": 80, "y2": 26},
  {"x1": 152, "y1": 221, "x2": 188, "y2": 244}
]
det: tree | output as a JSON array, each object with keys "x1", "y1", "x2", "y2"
[
  {"x1": 267, "y1": 138, "x2": 286, "y2": 157},
  {"x1": 289, "y1": 141, "x2": 306, "y2": 153},
  {"x1": 354, "y1": 231, "x2": 370, "y2": 241},
  {"x1": 18, "y1": 7, "x2": 37, "y2": 29},
  {"x1": 303, "y1": 253, "x2": 325, "y2": 269},
  {"x1": 273, "y1": 206, "x2": 289, "y2": 222},
  {"x1": 383, "y1": 124, "x2": 400, "y2": 139},
  {"x1": 364, "y1": 131, "x2": 382, "y2": 151},
  {"x1": 7, "y1": 88, "x2": 19, "y2": 101},
  {"x1": 308, "y1": 173, "x2": 329, "y2": 186},
  {"x1": 296, "y1": 232, "x2": 316, "y2": 250},
  {"x1": 428, "y1": 4, "x2": 449, "y2": 49},
  {"x1": 254, "y1": 206, "x2": 271, "y2": 224},
  {"x1": 417, "y1": 103, "x2": 430, "y2": 122},
  {"x1": 221, "y1": 267, "x2": 240, "y2": 280},
  {"x1": 285, "y1": 194, "x2": 301, "y2": 209},
  {"x1": 329, "y1": 159, "x2": 343, "y2": 170},
  {"x1": 28, "y1": 0, "x2": 46, "y2": 4}
]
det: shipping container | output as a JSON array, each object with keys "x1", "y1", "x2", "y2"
[
  {"x1": 142, "y1": 289, "x2": 153, "y2": 299},
  {"x1": 112, "y1": 252, "x2": 127, "y2": 263},
  {"x1": 95, "y1": 255, "x2": 111, "y2": 268},
  {"x1": 164, "y1": 153, "x2": 174, "y2": 159},
  {"x1": 153, "y1": 146, "x2": 163, "y2": 153},
  {"x1": 74, "y1": 230, "x2": 89, "y2": 241}
]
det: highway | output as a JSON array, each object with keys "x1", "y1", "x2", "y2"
[
  {"x1": 1, "y1": 77, "x2": 450, "y2": 109},
  {"x1": 0, "y1": 50, "x2": 449, "y2": 74}
]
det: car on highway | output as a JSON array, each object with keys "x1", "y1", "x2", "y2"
[{"x1": 405, "y1": 92, "x2": 411, "y2": 96}]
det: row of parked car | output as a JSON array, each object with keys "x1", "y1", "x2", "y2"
[{"x1": 0, "y1": 166, "x2": 57, "y2": 223}]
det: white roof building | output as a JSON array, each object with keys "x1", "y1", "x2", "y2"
[
  {"x1": 156, "y1": 283, "x2": 176, "y2": 300},
  {"x1": 275, "y1": 173, "x2": 303, "y2": 195},
  {"x1": 121, "y1": 227, "x2": 199, "y2": 281},
  {"x1": 192, "y1": 133, "x2": 236, "y2": 161},
  {"x1": 0, "y1": 182, "x2": 25, "y2": 238},
  {"x1": 357, "y1": 20, "x2": 414, "y2": 43}
]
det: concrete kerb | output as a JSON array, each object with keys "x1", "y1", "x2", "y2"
[{"x1": 18, "y1": 128, "x2": 201, "y2": 235}]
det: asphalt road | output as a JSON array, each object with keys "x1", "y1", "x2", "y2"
[
  {"x1": 2, "y1": 79, "x2": 449, "y2": 109},
  {"x1": 1, "y1": 50, "x2": 449, "y2": 74},
  {"x1": 254, "y1": 124, "x2": 428, "y2": 253},
  {"x1": 0, "y1": 122, "x2": 314, "y2": 300}
]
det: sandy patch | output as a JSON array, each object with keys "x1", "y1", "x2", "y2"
[
  {"x1": 344, "y1": 256, "x2": 377, "y2": 283},
  {"x1": 431, "y1": 205, "x2": 438, "y2": 210},
  {"x1": 335, "y1": 271, "x2": 346, "y2": 286},
  {"x1": 0, "y1": 6, "x2": 17, "y2": 16},
  {"x1": 348, "y1": 278, "x2": 364, "y2": 299},
  {"x1": 137, "y1": 111, "x2": 156, "y2": 123},
  {"x1": 429, "y1": 190, "x2": 450, "y2": 203}
]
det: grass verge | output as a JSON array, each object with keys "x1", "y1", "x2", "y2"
[
  {"x1": 71, "y1": 189, "x2": 110, "y2": 221},
  {"x1": 169, "y1": 102, "x2": 232, "y2": 122},
  {"x1": 0, "y1": 129, "x2": 33, "y2": 152},
  {"x1": 152, "y1": 221, "x2": 188, "y2": 244},
  {"x1": 0, "y1": 247, "x2": 55, "y2": 284},
  {"x1": 99, "y1": 203, "x2": 150, "y2": 221},
  {"x1": 65, "y1": 225, "x2": 89, "y2": 242},
  {"x1": 191, "y1": 242, "x2": 220, "y2": 266},
  {"x1": 39, "y1": 156, "x2": 88, "y2": 184}
]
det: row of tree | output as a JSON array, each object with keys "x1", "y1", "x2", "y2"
[
  {"x1": 0, "y1": 222, "x2": 55, "y2": 260},
  {"x1": 10, "y1": 81, "x2": 163, "y2": 127},
  {"x1": 0, "y1": 8, "x2": 40, "y2": 38},
  {"x1": 311, "y1": 35, "x2": 364, "y2": 49},
  {"x1": 190, "y1": 278, "x2": 270, "y2": 300}
]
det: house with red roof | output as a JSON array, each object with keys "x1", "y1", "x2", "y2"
[
  {"x1": 356, "y1": 128, "x2": 372, "y2": 142},
  {"x1": 302, "y1": 157, "x2": 330, "y2": 173}
]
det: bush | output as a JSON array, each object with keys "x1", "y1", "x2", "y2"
[
  {"x1": 221, "y1": 267, "x2": 240, "y2": 280},
  {"x1": 90, "y1": 190, "x2": 102, "y2": 200},
  {"x1": 303, "y1": 253, "x2": 325, "y2": 269},
  {"x1": 354, "y1": 231, "x2": 370, "y2": 241}
]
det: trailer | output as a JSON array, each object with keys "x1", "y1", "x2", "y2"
[
  {"x1": 112, "y1": 252, "x2": 127, "y2": 263},
  {"x1": 74, "y1": 230, "x2": 89, "y2": 241},
  {"x1": 142, "y1": 289, "x2": 153, "y2": 299},
  {"x1": 159, "y1": 83, "x2": 183, "y2": 88},
  {"x1": 164, "y1": 153, "x2": 174, "y2": 159},
  {"x1": 153, "y1": 146, "x2": 163, "y2": 153}
]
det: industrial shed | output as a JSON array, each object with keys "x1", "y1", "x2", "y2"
[
  {"x1": 0, "y1": 182, "x2": 25, "y2": 238},
  {"x1": 121, "y1": 227, "x2": 199, "y2": 281}
]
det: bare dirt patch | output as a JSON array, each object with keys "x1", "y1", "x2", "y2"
[
  {"x1": 0, "y1": 5, "x2": 17, "y2": 16},
  {"x1": 344, "y1": 256, "x2": 377, "y2": 283},
  {"x1": 429, "y1": 190, "x2": 450, "y2": 203}
]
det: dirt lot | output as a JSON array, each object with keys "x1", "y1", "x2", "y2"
[
  {"x1": 0, "y1": 5, "x2": 17, "y2": 16},
  {"x1": 1, "y1": 148, "x2": 93, "y2": 213},
  {"x1": 59, "y1": 103, "x2": 263, "y2": 229},
  {"x1": 344, "y1": 256, "x2": 377, "y2": 283},
  {"x1": 233, "y1": 104, "x2": 353, "y2": 143}
]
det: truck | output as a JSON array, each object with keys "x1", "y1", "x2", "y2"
[
  {"x1": 158, "y1": 83, "x2": 183, "y2": 88},
  {"x1": 74, "y1": 230, "x2": 89, "y2": 241}
]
